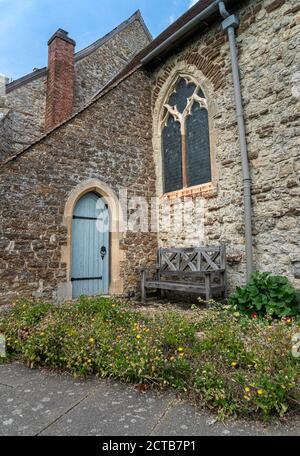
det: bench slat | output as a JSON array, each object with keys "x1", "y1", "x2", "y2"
[{"x1": 145, "y1": 281, "x2": 224, "y2": 292}]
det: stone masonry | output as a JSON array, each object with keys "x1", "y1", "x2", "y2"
[
  {"x1": 0, "y1": 0, "x2": 299, "y2": 304},
  {"x1": 0, "y1": 12, "x2": 151, "y2": 162},
  {"x1": 0, "y1": 69, "x2": 156, "y2": 305},
  {"x1": 152, "y1": 0, "x2": 300, "y2": 291}
]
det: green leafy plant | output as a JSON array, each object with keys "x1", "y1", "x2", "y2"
[
  {"x1": 0, "y1": 297, "x2": 299, "y2": 420},
  {"x1": 229, "y1": 272, "x2": 300, "y2": 319}
]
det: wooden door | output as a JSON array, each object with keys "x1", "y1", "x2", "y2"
[{"x1": 72, "y1": 192, "x2": 109, "y2": 298}]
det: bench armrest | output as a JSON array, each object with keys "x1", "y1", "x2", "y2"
[
  {"x1": 140, "y1": 267, "x2": 159, "y2": 281},
  {"x1": 203, "y1": 268, "x2": 226, "y2": 274},
  {"x1": 139, "y1": 266, "x2": 159, "y2": 273}
]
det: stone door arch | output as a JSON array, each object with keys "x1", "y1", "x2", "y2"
[{"x1": 58, "y1": 179, "x2": 124, "y2": 300}]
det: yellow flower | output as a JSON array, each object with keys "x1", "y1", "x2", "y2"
[
  {"x1": 136, "y1": 335, "x2": 141, "y2": 340},
  {"x1": 89, "y1": 338, "x2": 95, "y2": 344},
  {"x1": 257, "y1": 389, "x2": 264, "y2": 396},
  {"x1": 244, "y1": 395, "x2": 251, "y2": 401},
  {"x1": 245, "y1": 387, "x2": 250, "y2": 393},
  {"x1": 178, "y1": 347, "x2": 184, "y2": 353},
  {"x1": 231, "y1": 362, "x2": 237, "y2": 367},
  {"x1": 40, "y1": 332, "x2": 45, "y2": 336},
  {"x1": 87, "y1": 359, "x2": 92, "y2": 364}
]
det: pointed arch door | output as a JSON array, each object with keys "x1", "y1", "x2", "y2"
[{"x1": 71, "y1": 192, "x2": 109, "y2": 298}]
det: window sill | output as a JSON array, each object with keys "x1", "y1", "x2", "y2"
[{"x1": 160, "y1": 182, "x2": 218, "y2": 200}]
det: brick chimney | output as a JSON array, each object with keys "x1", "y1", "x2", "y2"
[{"x1": 45, "y1": 29, "x2": 76, "y2": 131}]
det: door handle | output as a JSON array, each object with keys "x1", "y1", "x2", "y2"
[{"x1": 100, "y1": 246, "x2": 107, "y2": 260}]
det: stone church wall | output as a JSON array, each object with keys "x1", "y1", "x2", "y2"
[
  {"x1": 74, "y1": 16, "x2": 151, "y2": 111},
  {"x1": 152, "y1": 0, "x2": 300, "y2": 291},
  {"x1": 0, "y1": 69, "x2": 156, "y2": 305},
  {"x1": 0, "y1": 0, "x2": 299, "y2": 305},
  {"x1": 0, "y1": 77, "x2": 47, "y2": 161},
  {"x1": 0, "y1": 15, "x2": 151, "y2": 163}
]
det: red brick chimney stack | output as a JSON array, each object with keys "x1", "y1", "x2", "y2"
[{"x1": 45, "y1": 29, "x2": 76, "y2": 131}]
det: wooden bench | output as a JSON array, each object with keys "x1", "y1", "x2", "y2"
[{"x1": 141, "y1": 246, "x2": 226, "y2": 304}]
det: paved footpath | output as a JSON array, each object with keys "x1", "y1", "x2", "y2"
[{"x1": 0, "y1": 361, "x2": 299, "y2": 436}]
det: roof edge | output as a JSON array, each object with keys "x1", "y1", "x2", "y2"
[
  {"x1": 1, "y1": 62, "x2": 143, "y2": 167},
  {"x1": 141, "y1": 0, "x2": 220, "y2": 64},
  {"x1": 5, "y1": 10, "x2": 152, "y2": 94},
  {"x1": 1, "y1": 0, "x2": 235, "y2": 165},
  {"x1": 6, "y1": 67, "x2": 48, "y2": 93},
  {"x1": 135, "y1": 10, "x2": 153, "y2": 42},
  {"x1": 75, "y1": 10, "x2": 152, "y2": 62},
  {"x1": 140, "y1": 0, "x2": 238, "y2": 65}
]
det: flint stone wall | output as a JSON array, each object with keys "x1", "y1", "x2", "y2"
[
  {"x1": 0, "y1": 69, "x2": 157, "y2": 305},
  {"x1": 0, "y1": 0, "x2": 299, "y2": 305},
  {"x1": 152, "y1": 0, "x2": 300, "y2": 291},
  {"x1": 0, "y1": 16, "x2": 151, "y2": 163}
]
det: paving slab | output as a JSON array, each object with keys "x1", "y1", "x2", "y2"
[
  {"x1": 0, "y1": 384, "x2": 12, "y2": 397},
  {"x1": 152, "y1": 401, "x2": 300, "y2": 437},
  {"x1": 0, "y1": 362, "x2": 299, "y2": 436},
  {"x1": 41, "y1": 382, "x2": 174, "y2": 436},
  {"x1": 0, "y1": 361, "x2": 44, "y2": 388},
  {"x1": 0, "y1": 366, "x2": 98, "y2": 436}
]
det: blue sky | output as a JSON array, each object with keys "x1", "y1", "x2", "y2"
[{"x1": 0, "y1": 0, "x2": 197, "y2": 81}]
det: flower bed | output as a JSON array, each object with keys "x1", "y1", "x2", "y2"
[{"x1": 0, "y1": 297, "x2": 299, "y2": 420}]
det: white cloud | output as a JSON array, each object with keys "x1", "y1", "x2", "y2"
[{"x1": 189, "y1": 0, "x2": 198, "y2": 7}]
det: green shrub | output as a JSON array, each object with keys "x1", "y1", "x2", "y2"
[
  {"x1": 0, "y1": 297, "x2": 299, "y2": 420},
  {"x1": 192, "y1": 309, "x2": 300, "y2": 419},
  {"x1": 229, "y1": 272, "x2": 300, "y2": 319}
]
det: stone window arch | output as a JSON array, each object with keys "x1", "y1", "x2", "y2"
[
  {"x1": 161, "y1": 76, "x2": 212, "y2": 194},
  {"x1": 153, "y1": 68, "x2": 218, "y2": 198}
]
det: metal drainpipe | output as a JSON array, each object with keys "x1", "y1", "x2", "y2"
[{"x1": 218, "y1": 1, "x2": 254, "y2": 281}]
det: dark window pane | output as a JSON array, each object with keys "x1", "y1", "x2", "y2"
[
  {"x1": 168, "y1": 79, "x2": 196, "y2": 113},
  {"x1": 197, "y1": 87, "x2": 206, "y2": 98},
  {"x1": 186, "y1": 102, "x2": 212, "y2": 187},
  {"x1": 162, "y1": 116, "x2": 182, "y2": 193}
]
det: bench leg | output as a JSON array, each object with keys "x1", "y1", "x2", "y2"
[
  {"x1": 205, "y1": 274, "x2": 212, "y2": 302},
  {"x1": 141, "y1": 271, "x2": 146, "y2": 304},
  {"x1": 222, "y1": 272, "x2": 228, "y2": 300}
]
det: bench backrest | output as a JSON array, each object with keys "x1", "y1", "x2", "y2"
[{"x1": 157, "y1": 246, "x2": 226, "y2": 276}]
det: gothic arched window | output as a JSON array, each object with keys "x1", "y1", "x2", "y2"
[{"x1": 161, "y1": 77, "x2": 212, "y2": 194}]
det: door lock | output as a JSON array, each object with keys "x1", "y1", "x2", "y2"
[{"x1": 100, "y1": 246, "x2": 107, "y2": 260}]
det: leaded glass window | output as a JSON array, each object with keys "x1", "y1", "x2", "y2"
[{"x1": 161, "y1": 77, "x2": 212, "y2": 193}]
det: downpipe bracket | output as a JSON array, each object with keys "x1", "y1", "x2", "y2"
[{"x1": 221, "y1": 14, "x2": 240, "y2": 31}]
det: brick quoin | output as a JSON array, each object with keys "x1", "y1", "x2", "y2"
[
  {"x1": 45, "y1": 29, "x2": 76, "y2": 131},
  {"x1": 152, "y1": 52, "x2": 226, "y2": 107}
]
